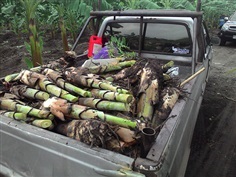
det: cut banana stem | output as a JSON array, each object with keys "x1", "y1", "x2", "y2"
[
  {"x1": 0, "y1": 110, "x2": 27, "y2": 121},
  {"x1": 0, "y1": 99, "x2": 54, "y2": 120}
]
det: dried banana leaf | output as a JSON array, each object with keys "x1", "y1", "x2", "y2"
[
  {"x1": 115, "y1": 127, "x2": 136, "y2": 143},
  {"x1": 56, "y1": 119, "x2": 115, "y2": 148}
]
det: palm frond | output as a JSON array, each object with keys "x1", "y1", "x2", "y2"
[{"x1": 139, "y1": 0, "x2": 161, "y2": 9}]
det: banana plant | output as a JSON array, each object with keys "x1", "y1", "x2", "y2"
[
  {"x1": 56, "y1": 4, "x2": 69, "y2": 52},
  {"x1": 20, "y1": 0, "x2": 43, "y2": 67},
  {"x1": 119, "y1": 0, "x2": 160, "y2": 9},
  {"x1": 0, "y1": 1, "x2": 24, "y2": 34}
]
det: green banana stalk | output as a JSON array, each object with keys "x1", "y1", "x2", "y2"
[
  {"x1": 65, "y1": 70, "x2": 129, "y2": 94},
  {"x1": 78, "y1": 98, "x2": 130, "y2": 112},
  {"x1": 0, "y1": 99, "x2": 54, "y2": 119},
  {"x1": 4, "y1": 66, "x2": 41, "y2": 82},
  {"x1": 57, "y1": 4, "x2": 69, "y2": 52},
  {"x1": 10, "y1": 85, "x2": 49, "y2": 100},
  {"x1": 137, "y1": 78, "x2": 159, "y2": 123},
  {"x1": 18, "y1": 70, "x2": 78, "y2": 102},
  {"x1": 44, "y1": 97, "x2": 137, "y2": 129},
  {"x1": 0, "y1": 110, "x2": 27, "y2": 121},
  {"x1": 136, "y1": 62, "x2": 163, "y2": 124},
  {"x1": 87, "y1": 60, "x2": 136, "y2": 74},
  {"x1": 162, "y1": 61, "x2": 174, "y2": 72},
  {"x1": 152, "y1": 87, "x2": 180, "y2": 127},
  {"x1": 43, "y1": 68, "x2": 91, "y2": 97},
  {"x1": 90, "y1": 89, "x2": 133, "y2": 103},
  {"x1": 163, "y1": 73, "x2": 171, "y2": 81},
  {"x1": 4, "y1": 73, "x2": 20, "y2": 83},
  {"x1": 32, "y1": 119, "x2": 53, "y2": 129}
]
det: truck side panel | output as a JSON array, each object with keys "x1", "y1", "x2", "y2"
[{"x1": 0, "y1": 117, "x2": 135, "y2": 177}]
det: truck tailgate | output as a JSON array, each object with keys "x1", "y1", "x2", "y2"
[{"x1": 0, "y1": 115, "x2": 137, "y2": 177}]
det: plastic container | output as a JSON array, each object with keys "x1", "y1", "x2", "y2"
[
  {"x1": 93, "y1": 46, "x2": 109, "y2": 59},
  {"x1": 87, "y1": 35, "x2": 103, "y2": 58},
  {"x1": 167, "y1": 67, "x2": 179, "y2": 77},
  {"x1": 172, "y1": 46, "x2": 189, "y2": 54}
]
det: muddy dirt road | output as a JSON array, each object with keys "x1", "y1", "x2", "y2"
[{"x1": 185, "y1": 43, "x2": 236, "y2": 177}]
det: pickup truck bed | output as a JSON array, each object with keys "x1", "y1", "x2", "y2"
[{"x1": 0, "y1": 63, "x2": 207, "y2": 177}]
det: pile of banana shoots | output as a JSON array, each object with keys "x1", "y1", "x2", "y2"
[{"x1": 0, "y1": 51, "x2": 181, "y2": 158}]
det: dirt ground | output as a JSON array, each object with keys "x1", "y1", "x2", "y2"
[
  {"x1": 0, "y1": 31, "x2": 65, "y2": 78},
  {"x1": 185, "y1": 42, "x2": 236, "y2": 177},
  {"x1": 0, "y1": 31, "x2": 236, "y2": 177}
]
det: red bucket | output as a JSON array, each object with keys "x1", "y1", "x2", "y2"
[{"x1": 88, "y1": 35, "x2": 102, "y2": 58}]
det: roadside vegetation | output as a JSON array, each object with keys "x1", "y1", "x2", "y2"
[{"x1": 0, "y1": 0, "x2": 236, "y2": 66}]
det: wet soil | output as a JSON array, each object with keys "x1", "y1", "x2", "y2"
[
  {"x1": 0, "y1": 31, "x2": 65, "y2": 78},
  {"x1": 0, "y1": 31, "x2": 236, "y2": 177},
  {"x1": 185, "y1": 42, "x2": 236, "y2": 177}
]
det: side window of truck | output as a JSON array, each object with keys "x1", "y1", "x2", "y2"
[
  {"x1": 144, "y1": 23, "x2": 192, "y2": 55},
  {"x1": 104, "y1": 22, "x2": 141, "y2": 50},
  {"x1": 104, "y1": 22, "x2": 192, "y2": 55}
]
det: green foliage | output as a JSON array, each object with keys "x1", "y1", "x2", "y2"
[
  {"x1": 171, "y1": 0, "x2": 195, "y2": 10},
  {"x1": 20, "y1": 0, "x2": 43, "y2": 66},
  {"x1": 139, "y1": 0, "x2": 161, "y2": 9},
  {"x1": 227, "y1": 68, "x2": 236, "y2": 75},
  {"x1": 1, "y1": 0, "x2": 236, "y2": 63},
  {"x1": 24, "y1": 41, "x2": 34, "y2": 69},
  {"x1": 56, "y1": 4, "x2": 69, "y2": 51},
  {"x1": 24, "y1": 41, "x2": 31, "y2": 54},
  {"x1": 152, "y1": 0, "x2": 195, "y2": 10},
  {"x1": 200, "y1": 0, "x2": 236, "y2": 29},
  {"x1": 119, "y1": 0, "x2": 160, "y2": 9},
  {"x1": 108, "y1": 36, "x2": 136, "y2": 59},
  {"x1": 24, "y1": 57, "x2": 34, "y2": 69},
  {"x1": 11, "y1": 15, "x2": 24, "y2": 35},
  {"x1": 0, "y1": 1, "x2": 24, "y2": 32},
  {"x1": 65, "y1": 1, "x2": 92, "y2": 41},
  {"x1": 20, "y1": 0, "x2": 42, "y2": 30}
]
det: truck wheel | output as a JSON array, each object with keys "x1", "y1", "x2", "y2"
[{"x1": 219, "y1": 38, "x2": 226, "y2": 46}]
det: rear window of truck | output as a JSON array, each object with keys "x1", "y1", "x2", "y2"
[{"x1": 104, "y1": 22, "x2": 192, "y2": 55}]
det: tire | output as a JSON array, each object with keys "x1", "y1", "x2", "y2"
[{"x1": 219, "y1": 38, "x2": 226, "y2": 46}]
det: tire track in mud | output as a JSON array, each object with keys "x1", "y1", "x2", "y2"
[{"x1": 188, "y1": 102, "x2": 236, "y2": 177}]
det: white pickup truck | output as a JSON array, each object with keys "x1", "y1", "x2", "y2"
[{"x1": 0, "y1": 6, "x2": 213, "y2": 177}]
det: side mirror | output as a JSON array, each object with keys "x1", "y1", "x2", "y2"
[{"x1": 224, "y1": 17, "x2": 229, "y2": 22}]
